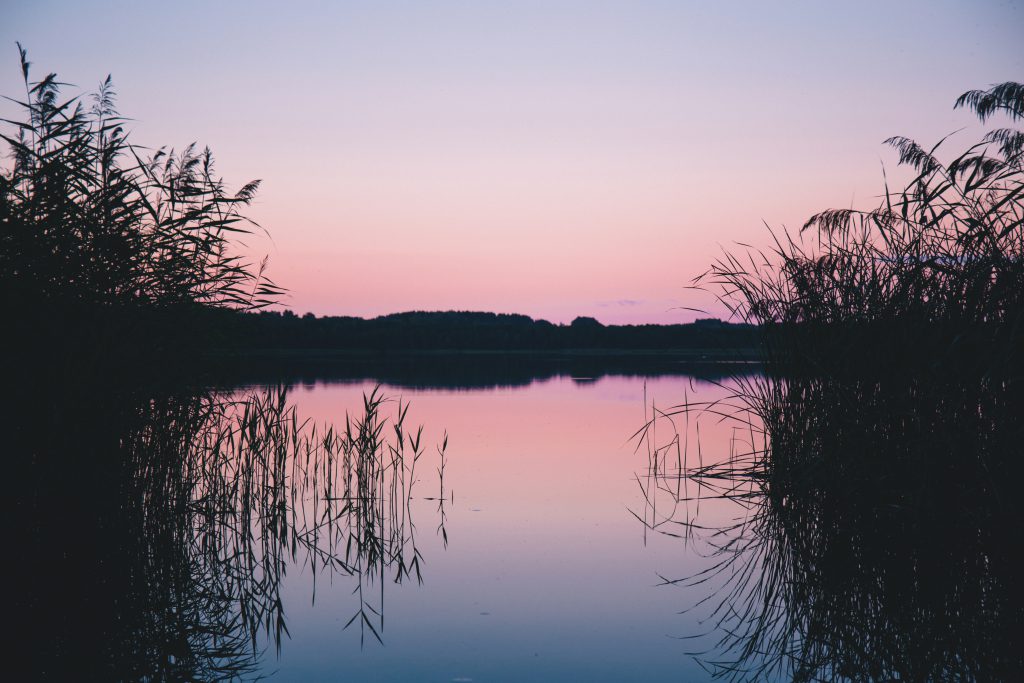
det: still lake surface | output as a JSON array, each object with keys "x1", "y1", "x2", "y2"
[
  {"x1": 245, "y1": 370, "x2": 749, "y2": 681},
  {"x1": 18, "y1": 358, "x2": 1016, "y2": 680}
]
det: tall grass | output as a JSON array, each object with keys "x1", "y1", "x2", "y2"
[
  {"x1": 14, "y1": 382, "x2": 448, "y2": 679},
  {"x1": 3, "y1": 47, "x2": 453, "y2": 679},
  {"x1": 0, "y1": 45, "x2": 280, "y2": 312},
  {"x1": 634, "y1": 371, "x2": 1023, "y2": 682},
  {"x1": 701, "y1": 82, "x2": 1023, "y2": 372},
  {"x1": 631, "y1": 81, "x2": 1024, "y2": 680}
]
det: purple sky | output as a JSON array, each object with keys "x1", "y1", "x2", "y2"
[{"x1": 3, "y1": 1, "x2": 1022, "y2": 322}]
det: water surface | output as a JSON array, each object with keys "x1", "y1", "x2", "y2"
[
  {"x1": 257, "y1": 373, "x2": 743, "y2": 681},
  {"x1": 18, "y1": 362, "x2": 1018, "y2": 680}
]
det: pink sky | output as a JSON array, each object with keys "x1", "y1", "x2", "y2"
[{"x1": 3, "y1": 1, "x2": 1022, "y2": 323}]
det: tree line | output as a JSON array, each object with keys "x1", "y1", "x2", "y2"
[{"x1": 202, "y1": 309, "x2": 760, "y2": 353}]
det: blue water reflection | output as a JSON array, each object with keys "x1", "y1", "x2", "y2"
[{"x1": 258, "y1": 373, "x2": 742, "y2": 681}]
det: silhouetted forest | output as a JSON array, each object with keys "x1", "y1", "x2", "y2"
[
  {"x1": 201, "y1": 309, "x2": 760, "y2": 354},
  {"x1": 0, "y1": 49, "x2": 758, "y2": 369}
]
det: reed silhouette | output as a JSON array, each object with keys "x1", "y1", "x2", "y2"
[
  {"x1": 700, "y1": 81, "x2": 1023, "y2": 374},
  {"x1": 9, "y1": 379, "x2": 448, "y2": 680},
  {"x1": 3, "y1": 49, "x2": 453, "y2": 679},
  {"x1": 1, "y1": 45, "x2": 282, "y2": 369},
  {"x1": 0, "y1": 44, "x2": 279, "y2": 310},
  {"x1": 633, "y1": 81, "x2": 1024, "y2": 681},
  {"x1": 636, "y1": 370, "x2": 1023, "y2": 681}
]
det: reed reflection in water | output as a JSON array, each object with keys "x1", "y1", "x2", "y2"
[
  {"x1": 637, "y1": 370, "x2": 1024, "y2": 682},
  {"x1": 11, "y1": 383, "x2": 448, "y2": 680}
]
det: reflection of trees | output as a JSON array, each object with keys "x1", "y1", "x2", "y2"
[
  {"x1": 636, "y1": 372, "x2": 1024, "y2": 682},
  {"x1": 11, "y1": 383, "x2": 447, "y2": 680}
]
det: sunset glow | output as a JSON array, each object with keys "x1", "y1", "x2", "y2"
[{"x1": 3, "y1": 1, "x2": 1021, "y2": 322}]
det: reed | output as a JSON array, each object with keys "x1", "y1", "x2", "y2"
[
  {"x1": 0, "y1": 46, "x2": 281, "y2": 324},
  {"x1": 3, "y1": 47, "x2": 455, "y2": 678},
  {"x1": 635, "y1": 371, "x2": 1023, "y2": 681},
  {"x1": 12, "y1": 382, "x2": 448, "y2": 679},
  {"x1": 631, "y1": 80, "x2": 1024, "y2": 681},
  {"x1": 699, "y1": 82, "x2": 1023, "y2": 374}
]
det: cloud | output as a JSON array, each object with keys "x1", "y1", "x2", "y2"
[{"x1": 596, "y1": 299, "x2": 643, "y2": 308}]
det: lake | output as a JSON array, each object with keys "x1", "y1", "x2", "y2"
[
  {"x1": 16, "y1": 358, "x2": 1018, "y2": 681},
  {"x1": 245, "y1": 371, "x2": 750, "y2": 681}
]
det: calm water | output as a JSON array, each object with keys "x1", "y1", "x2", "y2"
[
  {"x1": 19, "y1": 362, "x2": 1015, "y2": 680},
  {"x1": 250, "y1": 373, "x2": 745, "y2": 681}
]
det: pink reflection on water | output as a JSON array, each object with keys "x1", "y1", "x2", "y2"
[
  {"x1": 286, "y1": 374, "x2": 745, "y2": 523},
  {"x1": 258, "y1": 372, "x2": 756, "y2": 681}
]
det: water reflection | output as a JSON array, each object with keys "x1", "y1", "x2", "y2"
[
  {"x1": 270, "y1": 373, "x2": 755, "y2": 682},
  {"x1": 637, "y1": 371, "x2": 1024, "y2": 681},
  {"x1": 210, "y1": 351, "x2": 758, "y2": 390},
  {"x1": 11, "y1": 382, "x2": 447, "y2": 680}
]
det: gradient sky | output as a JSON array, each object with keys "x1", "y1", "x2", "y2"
[{"x1": 3, "y1": 1, "x2": 1022, "y2": 323}]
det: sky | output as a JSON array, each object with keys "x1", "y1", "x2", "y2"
[{"x1": 2, "y1": 0, "x2": 1022, "y2": 324}]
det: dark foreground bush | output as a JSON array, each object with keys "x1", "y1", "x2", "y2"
[
  {"x1": 638, "y1": 370, "x2": 1024, "y2": 682},
  {"x1": 1, "y1": 46, "x2": 280, "y2": 363},
  {"x1": 702, "y1": 82, "x2": 1023, "y2": 375},
  {"x1": 634, "y1": 81, "x2": 1024, "y2": 681}
]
